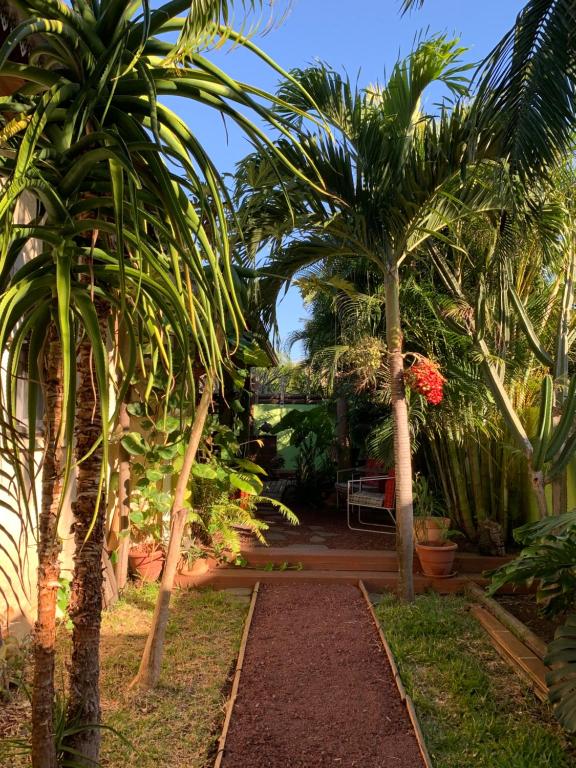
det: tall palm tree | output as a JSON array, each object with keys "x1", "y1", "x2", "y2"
[
  {"x1": 236, "y1": 38, "x2": 497, "y2": 600},
  {"x1": 0, "y1": 1, "x2": 319, "y2": 764}
]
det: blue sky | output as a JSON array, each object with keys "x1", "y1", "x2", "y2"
[{"x1": 178, "y1": 0, "x2": 526, "y2": 358}]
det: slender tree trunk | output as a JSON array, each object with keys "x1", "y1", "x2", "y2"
[
  {"x1": 383, "y1": 259, "x2": 414, "y2": 602},
  {"x1": 114, "y1": 399, "x2": 131, "y2": 590},
  {"x1": 31, "y1": 326, "x2": 64, "y2": 768},
  {"x1": 239, "y1": 373, "x2": 252, "y2": 454},
  {"x1": 552, "y1": 246, "x2": 576, "y2": 516},
  {"x1": 217, "y1": 370, "x2": 235, "y2": 430},
  {"x1": 336, "y1": 396, "x2": 351, "y2": 470},
  {"x1": 429, "y1": 438, "x2": 455, "y2": 519},
  {"x1": 131, "y1": 377, "x2": 214, "y2": 688},
  {"x1": 64, "y1": 312, "x2": 108, "y2": 766},
  {"x1": 446, "y1": 428, "x2": 475, "y2": 540},
  {"x1": 531, "y1": 469, "x2": 549, "y2": 519},
  {"x1": 468, "y1": 435, "x2": 486, "y2": 527}
]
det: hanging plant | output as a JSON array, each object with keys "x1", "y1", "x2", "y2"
[{"x1": 404, "y1": 355, "x2": 446, "y2": 405}]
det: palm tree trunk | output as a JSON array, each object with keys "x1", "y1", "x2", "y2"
[
  {"x1": 383, "y1": 259, "x2": 414, "y2": 602},
  {"x1": 31, "y1": 325, "x2": 64, "y2": 768},
  {"x1": 131, "y1": 376, "x2": 214, "y2": 688},
  {"x1": 64, "y1": 314, "x2": 108, "y2": 766}
]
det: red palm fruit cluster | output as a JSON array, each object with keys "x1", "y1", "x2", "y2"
[{"x1": 405, "y1": 358, "x2": 446, "y2": 405}]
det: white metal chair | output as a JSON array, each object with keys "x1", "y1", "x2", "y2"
[{"x1": 347, "y1": 474, "x2": 396, "y2": 533}]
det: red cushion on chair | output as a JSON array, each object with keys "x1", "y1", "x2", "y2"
[
  {"x1": 382, "y1": 470, "x2": 395, "y2": 509},
  {"x1": 363, "y1": 459, "x2": 387, "y2": 488}
]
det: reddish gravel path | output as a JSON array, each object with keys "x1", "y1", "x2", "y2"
[{"x1": 221, "y1": 583, "x2": 425, "y2": 768}]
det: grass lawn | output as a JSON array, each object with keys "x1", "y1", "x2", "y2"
[
  {"x1": 375, "y1": 593, "x2": 576, "y2": 768},
  {"x1": 2, "y1": 585, "x2": 248, "y2": 768}
]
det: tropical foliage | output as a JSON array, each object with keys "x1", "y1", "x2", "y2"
[{"x1": 0, "y1": 0, "x2": 317, "y2": 764}]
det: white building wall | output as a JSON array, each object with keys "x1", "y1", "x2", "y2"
[{"x1": 0, "y1": 194, "x2": 76, "y2": 637}]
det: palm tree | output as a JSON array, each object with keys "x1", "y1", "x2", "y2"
[
  {"x1": 403, "y1": 0, "x2": 576, "y2": 181},
  {"x1": 236, "y1": 38, "x2": 497, "y2": 600},
  {"x1": 0, "y1": 1, "x2": 318, "y2": 764}
]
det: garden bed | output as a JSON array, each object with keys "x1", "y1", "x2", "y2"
[
  {"x1": 0, "y1": 585, "x2": 248, "y2": 768},
  {"x1": 375, "y1": 593, "x2": 576, "y2": 768},
  {"x1": 494, "y1": 594, "x2": 565, "y2": 645}
]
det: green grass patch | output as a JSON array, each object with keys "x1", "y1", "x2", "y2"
[
  {"x1": 2, "y1": 585, "x2": 248, "y2": 768},
  {"x1": 375, "y1": 593, "x2": 576, "y2": 768},
  {"x1": 98, "y1": 585, "x2": 247, "y2": 767}
]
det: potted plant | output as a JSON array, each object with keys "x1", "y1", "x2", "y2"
[
  {"x1": 412, "y1": 474, "x2": 451, "y2": 545},
  {"x1": 127, "y1": 491, "x2": 168, "y2": 583},
  {"x1": 412, "y1": 474, "x2": 458, "y2": 577}
]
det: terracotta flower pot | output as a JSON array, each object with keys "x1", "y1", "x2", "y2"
[
  {"x1": 415, "y1": 541, "x2": 457, "y2": 577},
  {"x1": 174, "y1": 556, "x2": 217, "y2": 588},
  {"x1": 414, "y1": 516, "x2": 451, "y2": 545},
  {"x1": 128, "y1": 546, "x2": 164, "y2": 582}
]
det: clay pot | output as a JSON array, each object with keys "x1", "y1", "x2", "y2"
[
  {"x1": 174, "y1": 557, "x2": 217, "y2": 588},
  {"x1": 414, "y1": 516, "x2": 451, "y2": 545},
  {"x1": 415, "y1": 541, "x2": 457, "y2": 577},
  {"x1": 128, "y1": 546, "x2": 164, "y2": 582}
]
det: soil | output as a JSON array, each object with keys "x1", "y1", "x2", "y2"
[
  {"x1": 221, "y1": 583, "x2": 424, "y2": 768},
  {"x1": 494, "y1": 594, "x2": 565, "y2": 644}
]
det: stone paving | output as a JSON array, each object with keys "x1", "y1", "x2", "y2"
[{"x1": 241, "y1": 498, "x2": 396, "y2": 552}]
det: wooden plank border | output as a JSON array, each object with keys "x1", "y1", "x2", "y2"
[
  {"x1": 358, "y1": 580, "x2": 433, "y2": 768},
  {"x1": 466, "y1": 581, "x2": 547, "y2": 659},
  {"x1": 470, "y1": 604, "x2": 549, "y2": 702},
  {"x1": 213, "y1": 582, "x2": 260, "y2": 768}
]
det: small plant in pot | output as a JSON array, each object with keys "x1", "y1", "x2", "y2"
[
  {"x1": 127, "y1": 490, "x2": 168, "y2": 583},
  {"x1": 412, "y1": 474, "x2": 451, "y2": 545},
  {"x1": 413, "y1": 475, "x2": 458, "y2": 577},
  {"x1": 121, "y1": 411, "x2": 185, "y2": 583}
]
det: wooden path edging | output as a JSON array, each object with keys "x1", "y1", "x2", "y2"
[
  {"x1": 470, "y1": 604, "x2": 549, "y2": 702},
  {"x1": 358, "y1": 580, "x2": 434, "y2": 768},
  {"x1": 213, "y1": 582, "x2": 260, "y2": 768},
  {"x1": 466, "y1": 582, "x2": 547, "y2": 659}
]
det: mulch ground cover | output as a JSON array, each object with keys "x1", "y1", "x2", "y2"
[{"x1": 221, "y1": 583, "x2": 424, "y2": 768}]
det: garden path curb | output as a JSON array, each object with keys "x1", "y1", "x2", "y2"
[
  {"x1": 466, "y1": 582, "x2": 547, "y2": 659},
  {"x1": 358, "y1": 580, "x2": 434, "y2": 768},
  {"x1": 470, "y1": 604, "x2": 549, "y2": 701},
  {"x1": 213, "y1": 582, "x2": 260, "y2": 768}
]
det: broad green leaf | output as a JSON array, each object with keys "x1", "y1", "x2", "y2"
[
  {"x1": 121, "y1": 432, "x2": 147, "y2": 456},
  {"x1": 191, "y1": 463, "x2": 218, "y2": 480},
  {"x1": 229, "y1": 473, "x2": 263, "y2": 495}
]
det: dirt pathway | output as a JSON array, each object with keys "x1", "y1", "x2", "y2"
[{"x1": 220, "y1": 583, "x2": 425, "y2": 768}]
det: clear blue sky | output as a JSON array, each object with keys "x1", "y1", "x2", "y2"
[{"x1": 177, "y1": 0, "x2": 527, "y2": 358}]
